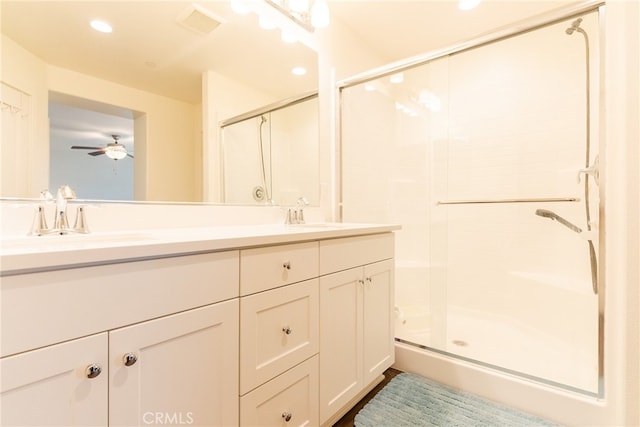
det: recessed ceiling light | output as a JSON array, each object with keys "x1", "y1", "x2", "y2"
[
  {"x1": 458, "y1": 0, "x2": 481, "y2": 11},
  {"x1": 292, "y1": 66, "x2": 307, "y2": 76},
  {"x1": 90, "y1": 19, "x2": 113, "y2": 33}
]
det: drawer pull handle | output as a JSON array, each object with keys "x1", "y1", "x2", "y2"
[
  {"x1": 282, "y1": 326, "x2": 293, "y2": 335},
  {"x1": 85, "y1": 363, "x2": 102, "y2": 379},
  {"x1": 282, "y1": 412, "x2": 292, "y2": 422},
  {"x1": 358, "y1": 279, "x2": 365, "y2": 285},
  {"x1": 123, "y1": 352, "x2": 138, "y2": 367},
  {"x1": 283, "y1": 261, "x2": 291, "y2": 270}
]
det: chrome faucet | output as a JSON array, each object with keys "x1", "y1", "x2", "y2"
[
  {"x1": 29, "y1": 185, "x2": 89, "y2": 235},
  {"x1": 285, "y1": 197, "x2": 310, "y2": 225},
  {"x1": 54, "y1": 184, "x2": 76, "y2": 232}
]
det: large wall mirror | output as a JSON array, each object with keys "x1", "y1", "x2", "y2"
[{"x1": 0, "y1": 0, "x2": 319, "y2": 204}]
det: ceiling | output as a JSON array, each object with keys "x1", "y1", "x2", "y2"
[
  {"x1": 2, "y1": 0, "x2": 579, "y2": 105},
  {"x1": 2, "y1": 0, "x2": 578, "y2": 156},
  {"x1": 328, "y1": 0, "x2": 579, "y2": 66},
  {"x1": 1, "y1": 0, "x2": 319, "y2": 104}
]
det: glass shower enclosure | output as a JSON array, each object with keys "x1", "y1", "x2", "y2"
[{"x1": 339, "y1": 11, "x2": 601, "y2": 395}]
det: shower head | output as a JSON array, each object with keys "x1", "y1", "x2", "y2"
[
  {"x1": 535, "y1": 209, "x2": 555, "y2": 219},
  {"x1": 565, "y1": 17, "x2": 583, "y2": 35},
  {"x1": 535, "y1": 209, "x2": 582, "y2": 233},
  {"x1": 260, "y1": 115, "x2": 267, "y2": 124}
]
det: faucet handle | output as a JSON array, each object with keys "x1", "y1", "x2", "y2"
[
  {"x1": 74, "y1": 206, "x2": 90, "y2": 234},
  {"x1": 29, "y1": 205, "x2": 49, "y2": 236},
  {"x1": 285, "y1": 208, "x2": 294, "y2": 224},
  {"x1": 39, "y1": 189, "x2": 54, "y2": 202}
]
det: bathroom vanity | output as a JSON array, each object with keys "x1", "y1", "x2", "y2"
[{"x1": 0, "y1": 222, "x2": 397, "y2": 426}]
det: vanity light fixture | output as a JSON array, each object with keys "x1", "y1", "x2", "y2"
[
  {"x1": 264, "y1": 0, "x2": 330, "y2": 31},
  {"x1": 310, "y1": 0, "x2": 330, "y2": 29},
  {"x1": 90, "y1": 19, "x2": 113, "y2": 33},
  {"x1": 230, "y1": 0, "x2": 251, "y2": 15}
]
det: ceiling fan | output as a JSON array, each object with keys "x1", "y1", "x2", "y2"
[{"x1": 71, "y1": 135, "x2": 133, "y2": 160}]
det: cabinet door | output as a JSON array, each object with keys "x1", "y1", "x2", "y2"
[
  {"x1": 319, "y1": 267, "x2": 363, "y2": 425},
  {"x1": 1, "y1": 333, "x2": 108, "y2": 427},
  {"x1": 109, "y1": 301, "x2": 239, "y2": 427},
  {"x1": 363, "y1": 259, "x2": 395, "y2": 385}
]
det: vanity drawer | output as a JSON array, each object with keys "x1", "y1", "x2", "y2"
[
  {"x1": 240, "y1": 355, "x2": 319, "y2": 427},
  {"x1": 319, "y1": 233, "x2": 394, "y2": 275},
  {"x1": 0, "y1": 251, "x2": 239, "y2": 357},
  {"x1": 240, "y1": 241, "x2": 318, "y2": 296},
  {"x1": 240, "y1": 279, "x2": 319, "y2": 395}
]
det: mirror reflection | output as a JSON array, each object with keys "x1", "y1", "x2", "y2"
[
  {"x1": 222, "y1": 94, "x2": 319, "y2": 206},
  {"x1": 49, "y1": 96, "x2": 135, "y2": 201},
  {"x1": 0, "y1": 0, "x2": 319, "y2": 204}
]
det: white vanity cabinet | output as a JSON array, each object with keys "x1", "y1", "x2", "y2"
[
  {"x1": 318, "y1": 234, "x2": 395, "y2": 425},
  {"x1": 109, "y1": 300, "x2": 239, "y2": 427},
  {"x1": 239, "y1": 241, "x2": 320, "y2": 426},
  {"x1": 0, "y1": 333, "x2": 109, "y2": 427},
  {"x1": 0, "y1": 223, "x2": 398, "y2": 427},
  {"x1": 0, "y1": 251, "x2": 240, "y2": 427}
]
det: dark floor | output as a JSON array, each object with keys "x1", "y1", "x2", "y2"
[{"x1": 332, "y1": 368, "x2": 403, "y2": 427}]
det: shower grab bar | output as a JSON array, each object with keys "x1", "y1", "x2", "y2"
[{"x1": 437, "y1": 197, "x2": 579, "y2": 205}]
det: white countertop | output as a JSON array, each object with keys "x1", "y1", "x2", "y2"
[{"x1": 0, "y1": 223, "x2": 400, "y2": 276}]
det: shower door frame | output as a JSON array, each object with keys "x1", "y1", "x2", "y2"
[{"x1": 336, "y1": 0, "x2": 606, "y2": 396}]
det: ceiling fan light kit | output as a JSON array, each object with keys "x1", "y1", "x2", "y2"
[
  {"x1": 105, "y1": 143, "x2": 128, "y2": 160},
  {"x1": 70, "y1": 134, "x2": 133, "y2": 160}
]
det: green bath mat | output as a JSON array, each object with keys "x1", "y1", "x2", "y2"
[{"x1": 355, "y1": 372, "x2": 559, "y2": 426}]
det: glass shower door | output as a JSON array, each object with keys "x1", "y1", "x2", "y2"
[{"x1": 340, "y1": 11, "x2": 601, "y2": 395}]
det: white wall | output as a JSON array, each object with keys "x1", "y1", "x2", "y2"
[
  {"x1": 1, "y1": 35, "x2": 49, "y2": 197},
  {"x1": 604, "y1": 1, "x2": 640, "y2": 425}
]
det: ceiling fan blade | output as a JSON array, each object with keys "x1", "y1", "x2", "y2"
[
  {"x1": 71, "y1": 145, "x2": 103, "y2": 150},
  {"x1": 88, "y1": 150, "x2": 105, "y2": 156},
  {"x1": 127, "y1": 153, "x2": 134, "y2": 158}
]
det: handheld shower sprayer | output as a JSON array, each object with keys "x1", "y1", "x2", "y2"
[{"x1": 535, "y1": 209, "x2": 582, "y2": 234}]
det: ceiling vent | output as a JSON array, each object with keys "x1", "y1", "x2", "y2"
[{"x1": 176, "y1": 4, "x2": 225, "y2": 36}]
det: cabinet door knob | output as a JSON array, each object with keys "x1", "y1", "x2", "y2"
[
  {"x1": 123, "y1": 352, "x2": 138, "y2": 367},
  {"x1": 358, "y1": 279, "x2": 365, "y2": 285},
  {"x1": 366, "y1": 277, "x2": 372, "y2": 283},
  {"x1": 282, "y1": 326, "x2": 292, "y2": 335},
  {"x1": 85, "y1": 363, "x2": 102, "y2": 379},
  {"x1": 283, "y1": 261, "x2": 291, "y2": 270},
  {"x1": 282, "y1": 412, "x2": 292, "y2": 422}
]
